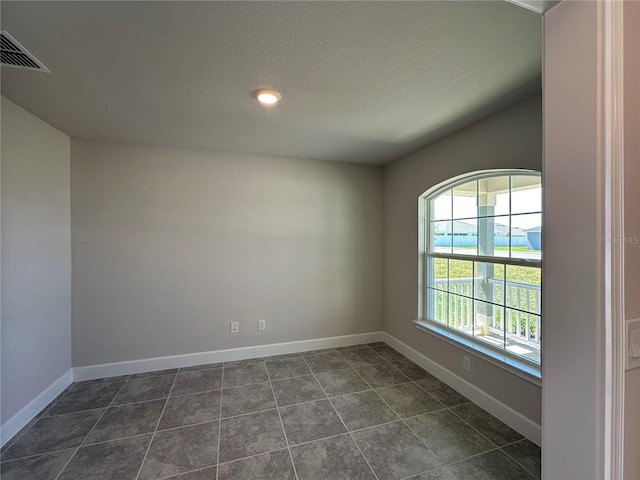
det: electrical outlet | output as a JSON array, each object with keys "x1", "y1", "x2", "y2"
[
  {"x1": 258, "y1": 319, "x2": 266, "y2": 331},
  {"x1": 463, "y1": 355, "x2": 471, "y2": 372},
  {"x1": 230, "y1": 321, "x2": 239, "y2": 334}
]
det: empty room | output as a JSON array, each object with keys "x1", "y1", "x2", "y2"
[{"x1": 1, "y1": 1, "x2": 638, "y2": 480}]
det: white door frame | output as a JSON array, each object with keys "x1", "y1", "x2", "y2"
[{"x1": 596, "y1": 0, "x2": 626, "y2": 478}]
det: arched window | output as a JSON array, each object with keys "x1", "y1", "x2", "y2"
[{"x1": 418, "y1": 170, "x2": 542, "y2": 371}]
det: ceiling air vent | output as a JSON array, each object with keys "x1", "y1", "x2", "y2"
[{"x1": 1, "y1": 31, "x2": 50, "y2": 72}]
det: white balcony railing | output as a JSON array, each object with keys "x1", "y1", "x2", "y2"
[{"x1": 431, "y1": 277, "x2": 541, "y2": 358}]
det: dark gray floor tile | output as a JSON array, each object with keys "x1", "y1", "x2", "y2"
[
  {"x1": 265, "y1": 353, "x2": 303, "y2": 361},
  {"x1": 219, "y1": 410, "x2": 287, "y2": 463},
  {"x1": 279, "y1": 399, "x2": 346, "y2": 445},
  {"x1": 1, "y1": 416, "x2": 41, "y2": 455},
  {"x1": 371, "y1": 345, "x2": 407, "y2": 363},
  {"x1": 291, "y1": 434, "x2": 376, "y2": 480},
  {"x1": 451, "y1": 403, "x2": 523, "y2": 446},
  {"x1": 171, "y1": 369, "x2": 222, "y2": 396},
  {"x1": 1, "y1": 410, "x2": 103, "y2": 461},
  {"x1": 158, "y1": 390, "x2": 221, "y2": 430},
  {"x1": 414, "y1": 377, "x2": 469, "y2": 407},
  {"x1": 366, "y1": 342, "x2": 386, "y2": 347},
  {"x1": 179, "y1": 363, "x2": 223, "y2": 373},
  {"x1": 501, "y1": 439, "x2": 541, "y2": 479},
  {"x1": 73, "y1": 375, "x2": 130, "y2": 387},
  {"x1": 408, "y1": 466, "x2": 459, "y2": 480},
  {"x1": 38, "y1": 386, "x2": 75, "y2": 419},
  {"x1": 223, "y1": 362, "x2": 269, "y2": 388},
  {"x1": 390, "y1": 358, "x2": 434, "y2": 381},
  {"x1": 301, "y1": 348, "x2": 337, "y2": 357},
  {"x1": 315, "y1": 368, "x2": 371, "y2": 396},
  {"x1": 113, "y1": 375, "x2": 175, "y2": 405},
  {"x1": 139, "y1": 422, "x2": 218, "y2": 480},
  {"x1": 266, "y1": 357, "x2": 312, "y2": 380},
  {"x1": 218, "y1": 449, "x2": 295, "y2": 480},
  {"x1": 405, "y1": 410, "x2": 494, "y2": 463},
  {"x1": 339, "y1": 348, "x2": 386, "y2": 368},
  {"x1": 130, "y1": 369, "x2": 179, "y2": 379},
  {"x1": 355, "y1": 363, "x2": 411, "y2": 388},
  {"x1": 376, "y1": 383, "x2": 444, "y2": 418},
  {"x1": 352, "y1": 421, "x2": 442, "y2": 480},
  {"x1": 85, "y1": 399, "x2": 165, "y2": 444},
  {"x1": 330, "y1": 391, "x2": 398, "y2": 431},
  {"x1": 221, "y1": 382, "x2": 275, "y2": 418},
  {"x1": 0, "y1": 449, "x2": 75, "y2": 480},
  {"x1": 58, "y1": 434, "x2": 151, "y2": 480},
  {"x1": 447, "y1": 449, "x2": 536, "y2": 480},
  {"x1": 335, "y1": 344, "x2": 369, "y2": 352},
  {"x1": 304, "y1": 352, "x2": 351, "y2": 374},
  {"x1": 224, "y1": 357, "x2": 265, "y2": 368},
  {"x1": 49, "y1": 382, "x2": 124, "y2": 415},
  {"x1": 163, "y1": 466, "x2": 217, "y2": 479},
  {"x1": 271, "y1": 375, "x2": 325, "y2": 407}
]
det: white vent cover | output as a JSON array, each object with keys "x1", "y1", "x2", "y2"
[{"x1": 1, "y1": 31, "x2": 50, "y2": 72}]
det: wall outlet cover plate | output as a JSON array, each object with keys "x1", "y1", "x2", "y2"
[{"x1": 626, "y1": 318, "x2": 640, "y2": 370}]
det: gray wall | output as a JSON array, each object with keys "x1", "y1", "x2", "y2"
[
  {"x1": 383, "y1": 95, "x2": 543, "y2": 423},
  {"x1": 624, "y1": 1, "x2": 640, "y2": 478},
  {"x1": 1, "y1": 97, "x2": 72, "y2": 423},
  {"x1": 543, "y1": 2, "x2": 601, "y2": 478},
  {"x1": 71, "y1": 141, "x2": 383, "y2": 366}
]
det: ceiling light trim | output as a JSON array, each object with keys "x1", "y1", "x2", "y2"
[{"x1": 254, "y1": 89, "x2": 282, "y2": 106}]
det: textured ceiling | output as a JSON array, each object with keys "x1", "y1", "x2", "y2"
[{"x1": 0, "y1": 1, "x2": 541, "y2": 165}]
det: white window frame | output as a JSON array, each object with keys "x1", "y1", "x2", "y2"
[{"x1": 416, "y1": 169, "x2": 542, "y2": 383}]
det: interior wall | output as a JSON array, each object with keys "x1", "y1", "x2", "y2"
[
  {"x1": 543, "y1": 2, "x2": 602, "y2": 478},
  {"x1": 623, "y1": 1, "x2": 640, "y2": 478},
  {"x1": 1, "y1": 97, "x2": 72, "y2": 423},
  {"x1": 71, "y1": 141, "x2": 383, "y2": 367},
  {"x1": 383, "y1": 95, "x2": 542, "y2": 424}
]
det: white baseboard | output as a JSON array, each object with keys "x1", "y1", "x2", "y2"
[
  {"x1": 73, "y1": 331, "x2": 384, "y2": 382},
  {"x1": 382, "y1": 332, "x2": 541, "y2": 446},
  {"x1": 1, "y1": 369, "x2": 74, "y2": 447}
]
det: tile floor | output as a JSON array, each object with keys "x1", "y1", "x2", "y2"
[{"x1": 0, "y1": 343, "x2": 541, "y2": 480}]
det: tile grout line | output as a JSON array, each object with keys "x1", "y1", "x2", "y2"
[
  {"x1": 446, "y1": 404, "x2": 505, "y2": 449},
  {"x1": 45, "y1": 395, "x2": 172, "y2": 418},
  {"x1": 1, "y1": 447, "x2": 80, "y2": 465},
  {"x1": 443, "y1": 443, "x2": 511, "y2": 467},
  {"x1": 364, "y1": 382, "x2": 448, "y2": 479},
  {"x1": 264, "y1": 357, "x2": 301, "y2": 480},
  {"x1": 215, "y1": 363, "x2": 224, "y2": 480},
  {"x1": 53, "y1": 376, "x2": 132, "y2": 480},
  {"x1": 216, "y1": 446, "x2": 292, "y2": 469},
  {"x1": 393, "y1": 399, "x2": 453, "y2": 472},
  {"x1": 400, "y1": 415, "x2": 532, "y2": 478},
  {"x1": 398, "y1": 465, "x2": 454, "y2": 480},
  {"x1": 155, "y1": 465, "x2": 215, "y2": 480},
  {"x1": 497, "y1": 440, "x2": 540, "y2": 479},
  {"x1": 75, "y1": 432, "x2": 157, "y2": 449},
  {"x1": 50, "y1": 447, "x2": 81, "y2": 480},
  {"x1": 1, "y1": 381, "x2": 80, "y2": 456},
  {"x1": 442, "y1": 396, "x2": 538, "y2": 475},
  {"x1": 134, "y1": 373, "x2": 180, "y2": 480},
  {"x1": 300, "y1": 353, "x2": 381, "y2": 480}
]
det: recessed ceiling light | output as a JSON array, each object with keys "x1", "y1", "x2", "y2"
[{"x1": 254, "y1": 89, "x2": 281, "y2": 106}]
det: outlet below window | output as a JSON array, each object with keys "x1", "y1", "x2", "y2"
[{"x1": 463, "y1": 355, "x2": 471, "y2": 372}]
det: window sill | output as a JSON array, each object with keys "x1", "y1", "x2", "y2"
[{"x1": 413, "y1": 319, "x2": 541, "y2": 386}]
